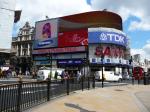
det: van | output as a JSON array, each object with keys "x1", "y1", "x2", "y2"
[
  {"x1": 37, "y1": 67, "x2": 65, "y2": 81},
  {"x1": 95, "y1": 67, "x2": 122, "y2": 82}
]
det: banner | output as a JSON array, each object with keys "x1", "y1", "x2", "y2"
[
  {"x1": 58, "y1": 59, "x2": 83, "y2": 65},
  {"x1": 88, "y1": 28, "x2": 128, "y2": 47},
  {"x1": 58, "y1": 29, "x2": 88, "y2": 47},
  {"x1": 33, "y1": 46, "x2": 86, "y2": 54},
  {"x1": 33, "y1": 19, "x2": 58, "y2": 49}
]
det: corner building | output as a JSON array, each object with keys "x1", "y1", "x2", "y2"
[{"x1": 33, "y1": 11, "x2": 131, "y2": 75}]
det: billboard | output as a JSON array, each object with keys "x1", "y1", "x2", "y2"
[
  {"x1": 88, "y1": 28, "x2": 128, "y2": 47},
  {"x1": 58, "y1": 29, "x2": 88, "y2": 47},
  {"x1": 0, "y1": 0, "x2": 16, "y2": 50},
  {"x1": 33, "y1": 46, "x2": 86, "y2": 55},
  {"x1": 33, "y1": 19, "x2": 58, "y2": 49}
]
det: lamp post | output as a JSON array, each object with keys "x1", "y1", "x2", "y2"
[
  {"x1": 48, "y1": 52, "x2": 52, "y2": 79},
  {"x1": 101, "y1": 54, "x2": 104, "y2": 88},
  {"x1": 129, "y1": 56, "x2": 134, "y2": 85}
]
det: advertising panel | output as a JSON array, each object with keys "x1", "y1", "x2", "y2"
[
  {"x1": 33, "y1": 19, "x2": 58, "y2": 49},
  {"x1": 58, "y1": 29, "x2": 88, "y2": 47},
  {"x1": 0, "y1": 0, "x2": 16, "y2": 50},
  {"x1": 58, "y1": 59, "x2": 83, "y2": 65},
  {"x1": 32, "y1": 46, "x2": 86, "y2": 55},
  {"x1": 88, "y1": 28, "x2": 128, "y2": 47},
  {"x1": 89, "y1": 45, "x2": 128, "y2": 65}
]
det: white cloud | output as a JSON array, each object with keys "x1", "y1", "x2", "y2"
[
  {"x1": 90, "y1": 0, "x2": 150, "y2": 31},
  {"x1": 131, "y1": 41, "x2": 150, "y2": 60},
  {"x1": 15, "y1": 0, "x2": 92, "y2": 27}
]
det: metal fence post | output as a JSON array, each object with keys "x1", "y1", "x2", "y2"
[
  {"x1": 66, "y1": 78, "x2": 69, "y2": 95},
  {"x1": 81, "y1": 76, "x2": 84, "y2": 91},
  {"x1": 132, "y1": 76, "x2": 134, "y2": 85},
  {"x1": 17, "y1": 77, "x2": 22, "y2": 112},
  {"x1": 88, "y1": 76, "x2": 90, "y2": 90},
  {"x1": 47, "y1": 76, "x2": 51, "y2": 101},
  {"x1": 92, "y1": 75, "x2": 95, "y2": 88}
]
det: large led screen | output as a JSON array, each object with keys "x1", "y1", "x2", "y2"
[
  {"x1": 58, "y1": 29, "x2": 88, "y2": 47},
  {"x1": 33, "y1": 19, "x2": 58, "y2": 49}
]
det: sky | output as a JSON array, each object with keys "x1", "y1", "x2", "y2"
[{"x1": 14, "y1": 0, "x2": 150, "y2": 60}]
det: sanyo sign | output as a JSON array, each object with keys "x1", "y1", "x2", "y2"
[{"x1": 88, "y1": 28, "x2": 128, "y2": 47}]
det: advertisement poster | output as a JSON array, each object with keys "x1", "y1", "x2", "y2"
[
  {"x1": 58, "y1": 29, "x2": 88, "y2": 47},
  {"x1": 33, "y1": 19, "x2": 58, "y2": 49},
  {"x1": 88, "y1": 28, "x2": 128, "y2": 47}
]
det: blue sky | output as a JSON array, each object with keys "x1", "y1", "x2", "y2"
[{"x1": 14, "y1": 0, "x2": 150, "y2": 59}]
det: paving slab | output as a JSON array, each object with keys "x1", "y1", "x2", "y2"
[{"x1": 25, "y1": 85, "x2": 150, "y2": 112}]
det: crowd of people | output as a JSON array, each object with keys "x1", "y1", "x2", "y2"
[{"x1": 53, "y1": 70, "x2": 84, "y2": 83}]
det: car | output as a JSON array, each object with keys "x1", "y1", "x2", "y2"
[
  {"x1": 95, "y1": 71, "x2": 122, "y2": 82},
  {"x1": 122, "y1": 72, "x2": 130, "y2": 80},
  {"x1": 37, "y1": 67, "x2": 65, "y2": 81}
]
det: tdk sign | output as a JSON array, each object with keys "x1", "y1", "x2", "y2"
[
  {"x1": 100, "y1": 33, "x2": 125, "y2": 44},
  {"x1": 88, "y1": 31, "x2": 127, "y2": 47}
]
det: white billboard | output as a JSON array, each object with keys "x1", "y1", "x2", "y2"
[{"x1": 0, "y1": 0, "x2": 16, "y2": 51}]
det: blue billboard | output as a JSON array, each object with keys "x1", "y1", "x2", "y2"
[{"x1": 88, "y1": 31, "x2": 128, "y2": 47}]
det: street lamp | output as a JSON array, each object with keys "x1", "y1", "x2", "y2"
[{"x1": 101, "y1": 54, "x2": 104, "y2": 88}]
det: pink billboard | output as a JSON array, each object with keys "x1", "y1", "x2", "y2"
[
  {"x1": 33, "y1": 19, "x2": 58, "y2": 49},
  {"x1": 58, "y1": 29, "x2": 88, "y2": 47}
]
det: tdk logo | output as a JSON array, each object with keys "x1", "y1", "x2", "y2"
[{"x1": 99, "y1": 33, "x2": 125, "y2": 44}]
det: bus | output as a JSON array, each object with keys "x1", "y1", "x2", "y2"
[{"x1": 133, "y1": 66, "x2": 144, "y2": 80}]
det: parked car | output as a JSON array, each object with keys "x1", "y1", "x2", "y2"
[
  {"x1": 37, "y1": 67, "x2": 65, "y2": 81},
  {"x1": 122, "y1": 72, "x2": 130, "y2": 80},
  {"x1": 95, "y1": 71, "x2": 122, "y2": 82}
]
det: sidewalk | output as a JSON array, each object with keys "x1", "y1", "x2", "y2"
[{"x1": 25, "y1": 85, "x2": 150, "y2": 112}]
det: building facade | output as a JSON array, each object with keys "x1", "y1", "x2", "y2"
[
  {"x1": 11, "y1": 22, "x2": 34, "y2": 74},
  {"x1": 32, "y1": 11, "x2": 131, "y2": 75}
]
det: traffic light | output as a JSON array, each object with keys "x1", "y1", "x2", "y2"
[{"x1": 129, "y1": 56, "x2": 133, "y2": 65}]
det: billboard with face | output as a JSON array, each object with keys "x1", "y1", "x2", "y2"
[
  {"x1": 0, "y1": 0, "x2": 16, "y2": 50},
  {"x1": 58, "y1": 29, "x2": 88, "y2": 47},
  {"x1": 33, "y1": 19, "x2": 58, "y2": 49}
]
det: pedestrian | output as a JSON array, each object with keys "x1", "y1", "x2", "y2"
[
  {"x1": 54, "y1": 71, "x2": 58, "y2": 81},
  {"x1": 77, "y1": 71, "x2": 82, "y2": 83}
]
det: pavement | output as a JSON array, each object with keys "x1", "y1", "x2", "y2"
[{"x1": 24, "y1": 85, "x2": 150, "y2": 112}]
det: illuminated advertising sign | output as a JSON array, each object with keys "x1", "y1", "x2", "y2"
[
  {"x1": 32, "y1": 46, "x2": 86, "y2": 54},
  {"x1": 58, "y1": 29, "x2": 88, "y2": 47},
  {"x1": 88, "y1": 28, "x2": 128, "y2": 47},
  {"x1": 33, "y1": 19, "x2": 58, "y2": 49},
  {"x1": 58, "y1": 59, "x2": 83, "y2": 65}
]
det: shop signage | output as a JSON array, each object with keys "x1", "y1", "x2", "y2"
[
  {"x1": 58, "y1": 29, "x2": 88, "y2": 47},
  {"x1": 90, "y1": 58, "x2": 129, "y2": 65},
  {"x1": 88, "y1": 31, "x2": 127, "y2": 47},
  {"x1": 35, "y1": 61, "x2": 50, "y2": 65},
  {"x1": 58, "y1": 59, "x2": 83, "y2": 65},
  {"x1": 32, "y1": 46, "x2": 86, "y2": 54}
]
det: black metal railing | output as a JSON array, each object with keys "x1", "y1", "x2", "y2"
[
  {"x1": 0, "y1": 76, "x2": 95, "y2": 112},
  {"x1": 1, "y1": 75, "x2": 150, "y2": 112}
]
